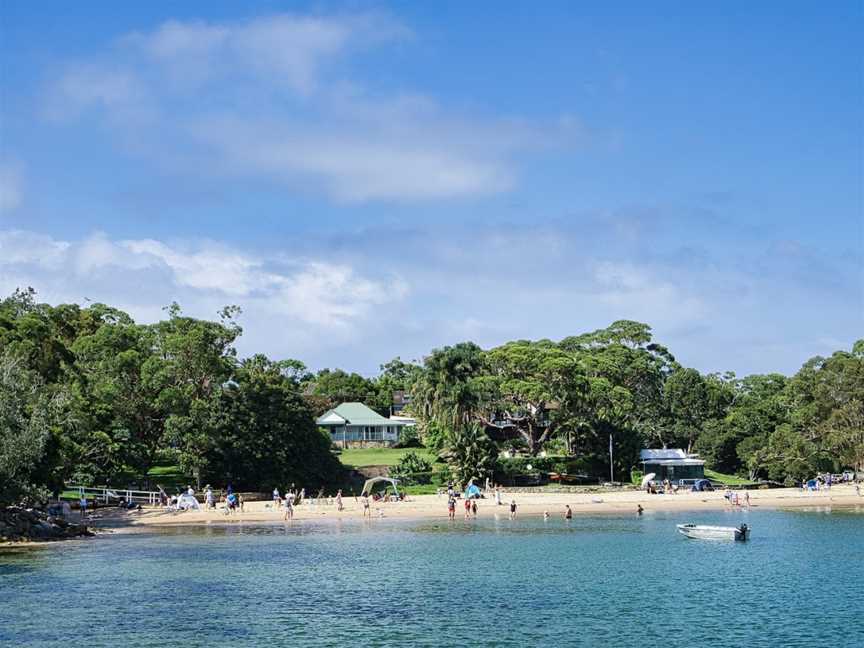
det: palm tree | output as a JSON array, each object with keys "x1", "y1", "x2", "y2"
[{"x1": 440, "y1": 424, "x2": 497, "y2": 485}]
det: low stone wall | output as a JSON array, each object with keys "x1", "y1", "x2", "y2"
[
  {"x1": 354, "y1": 465, "x2": 391, "y2": 479},
  {"x1": 0, "y1": 506, "x2": 93, "y2": 543}
]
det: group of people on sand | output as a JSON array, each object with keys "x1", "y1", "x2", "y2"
[
  {"x1": 723, "y1": 487, "x2": 750, "y2": 508},
  {"x1": 271, "y1": 486, "x2": 305, "y2": 520},
  {"x1": 645, "y1": 479, "x2": 679, "y2": 495}
]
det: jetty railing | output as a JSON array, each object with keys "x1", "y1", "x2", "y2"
[{"x1": 64, "y1": 485, "x2": 162, "y2": 506}]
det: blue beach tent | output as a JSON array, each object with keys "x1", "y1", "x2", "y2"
[
  {"x1": 691, "y1": 479, "x2": 713, "y2": 492},
  {"x1": 465, "y1": 484, "x2": 481, "y2": 499}
]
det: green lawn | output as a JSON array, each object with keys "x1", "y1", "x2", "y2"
[
  {"x1": 705, "y1": 469, "x2": 752, "y2": 485},
  {"x1": 337, "y1": 447, "x2": 437, "y2": 468}
]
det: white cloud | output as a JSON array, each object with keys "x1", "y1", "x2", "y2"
[
  {"x1": 46, "y1": 12, "x2": 571, "y2": 201},
  {"x1": 591, "y1": 260, "x2": 707, "y2": 325},
  {"x1": 0, "y1": 229, "x2": 406, "y2": 339},
  {"x1": 46, "y1": 65, "x2": 152, "y2": 124},
  {"x1": 1, "y1": 221, "x2": 858, "y2": 376},
  {"x1": 0, "y1": 230, "x2": 69, "y2": 267}
]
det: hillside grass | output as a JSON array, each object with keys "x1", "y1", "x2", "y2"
[
  {"x1": 337, "y1": 447, "x2": 438, "y2": 468},
  {"x1": 705, "y1": 469, "x2": 752, "y2": 485}
]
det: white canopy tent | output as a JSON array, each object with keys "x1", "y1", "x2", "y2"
[{"x1": 361, "y1": 476, "x2": 400, "y2": 497}]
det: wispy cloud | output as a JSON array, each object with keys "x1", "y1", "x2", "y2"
[
  {"x1": 0, "y1": 229, "x2": 407, "y2": 350},
  {"x1": 45, "y1": 12, "x2": 575, "y2": 202},
  {"x1": 0, "y1": 218, "x2": 859, "y2": 375}
]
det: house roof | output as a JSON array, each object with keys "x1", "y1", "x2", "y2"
[
  {"x1": 639, "y1": 448, "x2": 704, "y2": 466},
  {"x1": 642, "y1": 458, "x2": 706, "y2": 466},
  {"x1": 640, "y1": 449, "x2": 687, "y2": 461},
  {"x1": 316, "y1": 402, "x2": 406, "y2": 427}
]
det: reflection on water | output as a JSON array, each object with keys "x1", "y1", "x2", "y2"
[{"x1": 1, "y1": 509, "x2": 863, "y2": 647}]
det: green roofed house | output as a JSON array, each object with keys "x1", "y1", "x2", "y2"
[{"x1": 316, "y1": 402, "x2": 409, "y2": 448}]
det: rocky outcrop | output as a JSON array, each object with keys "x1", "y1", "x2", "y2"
[{"x1": 0, "y1": 506, "x2": 93, "y2": 543}]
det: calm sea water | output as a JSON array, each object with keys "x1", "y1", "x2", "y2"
[{"x1": 1, "y1": 507, "x2": 862, "y2": 647}]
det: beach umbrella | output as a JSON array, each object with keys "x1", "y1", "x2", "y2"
[{"x1": 641, "y1": 473, "x2": 656, "y2": 488}]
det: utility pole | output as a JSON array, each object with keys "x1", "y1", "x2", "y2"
[{"x1": 609, "y1": 434, "x2": 614, "y2": 484}]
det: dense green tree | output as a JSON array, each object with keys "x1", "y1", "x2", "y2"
[
  {"x1": 476, "y1": 340, "x2": 587, "y2": 455},
  {"x1": 0, "y1": 351, "x2": 67, "y2": 505},
  {"x1": 307, "y1": 368, "x2": 388, "y2": 416},
  {"x1": 200, "y1": 355, "x2": 343, "y2": 490},
  {"x1": 664, "y1": 367, "x2": 710, "y2": 452}
]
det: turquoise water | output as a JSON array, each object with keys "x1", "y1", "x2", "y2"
[{"x1": 1, "y1": 508, "x2": 862, "y2": 647}]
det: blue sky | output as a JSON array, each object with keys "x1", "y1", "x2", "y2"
[{"x1": 1, "y1": 1, "x2": 861, "y2": 376}]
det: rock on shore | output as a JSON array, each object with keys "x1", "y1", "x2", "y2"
[{"x1": 0, "y1": 506, "x2": 93, "y2": 542}]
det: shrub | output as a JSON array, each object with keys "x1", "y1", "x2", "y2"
[
  {"x1": 394, "y1": 426, "x2": 422, "y2": 448},
  {"x1": 630, "y1": 468, "x2": 643, "y2": 485},
  {"x1": 390, "y1": 451, "x2": 434, "y2": 485}
]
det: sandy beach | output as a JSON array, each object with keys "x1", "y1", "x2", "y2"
[{"x1": 88, "y1": 484, "x2": 863, "y2": 530}]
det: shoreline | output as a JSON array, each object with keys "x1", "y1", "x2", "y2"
[
  {"x1": 4, "y1": 485, "x2": 860, "y2": 546},
  {"x1": 90, "y1": 484, "x2": 863, "y2": 531}
]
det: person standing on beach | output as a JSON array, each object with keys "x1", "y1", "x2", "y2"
[
  {"x1": 283, "y1": 496, "x2": 293, "y2": 521},
  {"x1": 447, "y1": 496, "x2": 456, "y2": 520},
  {"x1": 509, "y1": 500, "x2": 517, "y2": 520},
  {"x1": 564, "y1": 505, "x2": 572, "y2": 520},
  {"x1": 299, "y1": 488, "x2": 305, "y2": 504},
  {"x1": 239, "y1": 494, "x2": 245, "y2": 513},
  {"x1": 464, "y1": 497, "x2": 472, "y2": 519},
  {"x1": 744, "y1": 491, "x2": 751, "y2": 507},
  {"x1": 336, "y1": 490, "x2": 344, "y2": 511},
  {"x1": 79, "y1": 496, "x2": 87, "y2": 520},
  {"x1": 273, "y1": 487, "x2": 281, "y2": 508},
  {"x1": 495, "y1": 487, "x2": 502, "y2": 506},
  {"x1": 362, "y1": 494, "x2": 371, "y2": 518},
  {"x1": 471, "y1": 500, "x2": 478, "y2": 518},
  {"x1": 637, "y1": 504, "x2": 644, "y2": 515}
]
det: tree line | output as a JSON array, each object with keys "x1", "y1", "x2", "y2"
[
  {"x1": 1, "y1": 289, "x2": 861, "y2": 506},
  {"x1": 412, "y1": 322, "x2": 863, "y2": 484}
]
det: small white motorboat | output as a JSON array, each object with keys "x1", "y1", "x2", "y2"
[{"x1": 677, "y1": 523, "x2": 749, "y2": 541}]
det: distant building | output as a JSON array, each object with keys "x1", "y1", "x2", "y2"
[
  {"x1": 391, "y1": 390, "x2": 413, "y2": 415},
  {"x1": 317, "y1": 402, "x2": 409, "y2": 448},
  {"x1": 639, "y1": 449, "x2": 705, "y2": 482}
]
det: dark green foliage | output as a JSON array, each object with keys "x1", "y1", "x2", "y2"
[
  {"x1": 0, "y1": 351, "x2": 66, "y2": 505},
  {"x1": 440, "y1": 424, "x2": 498, "y2": 484},
  {"x1": 394, "y1": 426, "x2": 422, "y2": 448},
  {"x1": 0, "y1": 290, "x2": 341, "y2": 495},
  {"x1": 200, "y1": 356, "x2": 344, "y2": 490},
  {"x1": 306, "y1": 368, "x2": 390, "y2": 416}
]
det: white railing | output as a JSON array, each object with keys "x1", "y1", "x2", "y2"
[{"x1": 65, "y1": 485, "x2": 162, "y2": 506}]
